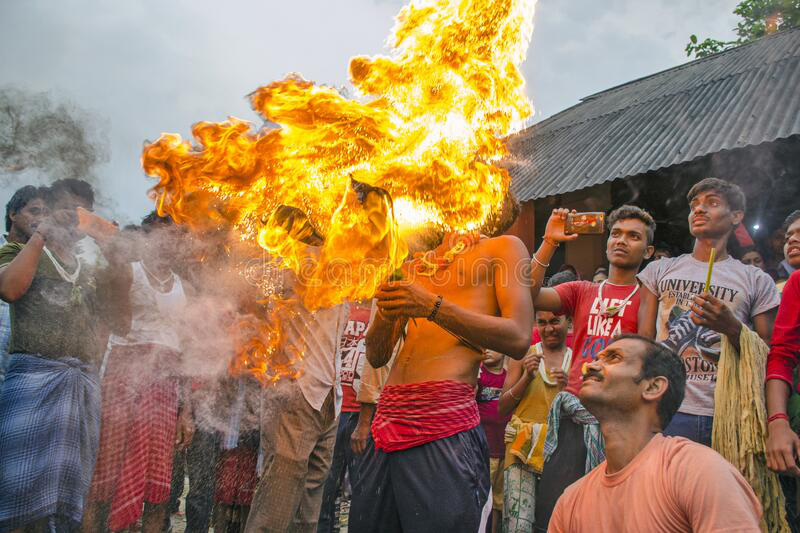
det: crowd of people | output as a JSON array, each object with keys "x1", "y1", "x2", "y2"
[{"x1": 0, "y1": 175, "x2": 799, "y2": 533}]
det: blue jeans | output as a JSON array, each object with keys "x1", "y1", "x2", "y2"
[
  {"x1": 663, "y1": 412, "x2": 713, "y2": 447},
  {"x1": 317, "y1": 410, "x2": 362, "y2": 533}
]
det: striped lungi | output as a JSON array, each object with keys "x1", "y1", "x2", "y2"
[
  {"x1": 88, "y1": 343, "x2": 179, "y2": 532},
  {"x1": 215, "y1": 446, "x2": 259, "y2": 506},
  {"x1": 0, "y1": 353, "x2": 100, "y2": 532}
]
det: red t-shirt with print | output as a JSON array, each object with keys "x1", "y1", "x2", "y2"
[
  {"x1": 339, "y1": 304, "x2": 371, "y2": 412},
  {"x1": 554, "y1": 281, "x2": 641, "y2": 394}
]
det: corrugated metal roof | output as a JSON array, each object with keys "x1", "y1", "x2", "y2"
[{"x1": 507, "y1": 27, "x2": 800, "y2": 201}]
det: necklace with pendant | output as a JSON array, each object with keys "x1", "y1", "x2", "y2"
[
  {"x1": 44, "y1": 246, "x2": 81, "y2": 284},
  {"x1": 44, "y1": 246, "x2": 84, "y2": 305},
  {"x1": 597, "y1": 280, "x2": 639, "y2": 317},
  {"x1": 411, "y1": 233, "x2": 482, "y2": 277}
]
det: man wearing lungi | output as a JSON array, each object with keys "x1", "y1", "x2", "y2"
[
  {"x1": 0, "y1": 180, "x2": 130, "y2": 532},
  {"x1": 349, "y1": 193, "x2": 534, "y2": 532}
]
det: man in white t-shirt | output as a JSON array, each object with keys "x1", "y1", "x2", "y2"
[{"x1": 638, "y1": 177, "x2": 779, "y2": 445}]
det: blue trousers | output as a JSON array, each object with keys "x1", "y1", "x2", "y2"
[
  {"x1": 317, "y1": 410, "x2": 362, "y2": 533},
  {"x1": 663, "y1": 412, "x2": 713, "y2": 447}
]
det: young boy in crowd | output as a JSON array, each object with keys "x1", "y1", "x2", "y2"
[
  {"x1": 477, "y1": 350, "x2": 510, "y2": 533},
  {"x1": 739, "y1": 245, "x2": 768, "y2": 273},
  {"x1": 531, "y1": 206, "x2": 655, "y2": 394},
  {"x1": 774, "y1": 213, "x2": 800, "y2": 286},
  {"x1": 528, "y1": 205, "x2": 656, "y2": 531},
  {"x1": 776, "y1": 211, "x2": 800, "y2": 293},
  {"x1": 499, "y1": 292, "x2": 571, "y2": 533},
  {"x1": 638, "y1": 177, "x2": 780, "y2": 446}
]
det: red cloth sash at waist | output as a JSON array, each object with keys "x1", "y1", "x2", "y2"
[{"x1": 371, "y1": 380, "x2": 480, "y2": 452}]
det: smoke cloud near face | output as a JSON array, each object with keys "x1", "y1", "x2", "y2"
[{"x1": 0, "y1": 86, "x2": 112, "y2": 208}]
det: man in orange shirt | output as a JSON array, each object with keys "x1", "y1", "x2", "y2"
[{"x1": 549, "y1": 335, "x2": 761, "y2": 532}]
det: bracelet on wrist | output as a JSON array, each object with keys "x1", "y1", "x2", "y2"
[
  {"x1": 543, "y1": 236, "x2": 561, "y2": 248},
  {"x1": 768, "y1": 412, "x2": 789, "y2": 425},
  {"x1": 507, "y1": 389, "x2": 522, "y2": 401},
  {"x1": 427, "y1": 295, "x2": 443, "y2": 322},
  {"x1": 532, "y1": 254, "x2": 550, "y2": 269}
]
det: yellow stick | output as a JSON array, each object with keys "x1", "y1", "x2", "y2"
[{"x1": 704, "y1": 247, "x2": 716, "y2": 293}]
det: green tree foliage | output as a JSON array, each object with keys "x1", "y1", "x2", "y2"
[{"x1": 686, "y1": 0, "x2": 800, "y2": 58}]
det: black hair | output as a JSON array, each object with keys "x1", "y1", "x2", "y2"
[
  {"x1": 614, "y1": 334, "x2": 686, "y2": 429},
  {"x1": 548, "y1": 270, "x2": 577, "y2": 287},
  {"x1": 536, "y1": 272, "x2": 575, "y2": 320},
  {"x1": 607, "y1": 205, "x2": 656, "y2": 245},
  {"x1": 484, "y1": 188, "x2": 521, "y2": 238},
  {"x1": 686, "y1": 177, "x2": 746, "y2": 213},
  {"x1": 783, "y1": 210, "x2": 800, "y2": 233},
  {"x1": 653, "y1": 242, "x2": 673, "y2": 256},
  {"x1": 735, "y1": 244, "x2": 764, "y2": 261},
  {"x1": 141, "y1": 210, "x2": 173, "y2": 232},
  {"x1": 5, "y1": 185, "x2": 49, "y2": 232},
  {"x1": 557, "y1": 263, "x2": 578, "y2": 277},
  {"x1": 501, "y1": 190, "x2": 521, "y2": 234},
  {"x1": 50, "y1": 178, "x2": 95, "y2": 208}
]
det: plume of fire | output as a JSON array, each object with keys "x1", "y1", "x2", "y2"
[
  {"x1": 228, "y1": 309, "x2": 304, "y2": 384},
  {"x1": 142, "y1": 0, "x2": 536, "y2": 383}
]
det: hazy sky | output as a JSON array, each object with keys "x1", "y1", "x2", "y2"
[{"x1": 0, "y1": 0, "x2": 740, "y2": 222}]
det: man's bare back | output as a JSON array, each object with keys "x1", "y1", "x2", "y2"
[{"x1": 367, "y1": 233, "x2": 533, "y2": 386}]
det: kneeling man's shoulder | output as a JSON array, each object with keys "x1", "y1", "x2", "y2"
[
  {"x1": 662, "y1": 436, "x2": 759, "y2": 504},
  {"x1": 662, "y1": 435, "x2": 729, "y2": 467}
]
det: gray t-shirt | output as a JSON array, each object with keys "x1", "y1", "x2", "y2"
[{"x1": 638, "y1": 254, "x2": 779, "y2": 416}]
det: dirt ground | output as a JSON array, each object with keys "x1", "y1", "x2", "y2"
[{"x1": 165, "y1": 481, "x2": 350, "y2": 532}]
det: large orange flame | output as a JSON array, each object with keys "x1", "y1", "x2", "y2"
[{"x1": 142, "y1": 0, "x2": 536, "y2": 383}]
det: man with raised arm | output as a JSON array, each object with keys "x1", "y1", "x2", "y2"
[
  {"x1": 526, "y1": 205, "x2": 655, "y2": 531},
  {"x1": 0, "y1": 185, "x2": 50, "y2": 382},
  {"x1": 0, "y1": 181, "x2": 131, "y2": 533},
  {"x1": 348, "y1": 196, "x2": 533, "y2": 533},
  {"x1": 529, "y1": 205, "x2": 655, "y2": 394}
]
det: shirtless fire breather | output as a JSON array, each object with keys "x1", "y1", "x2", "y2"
[{"x1": 348, "y1": 194, "x2": 534, "y2": 533}]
